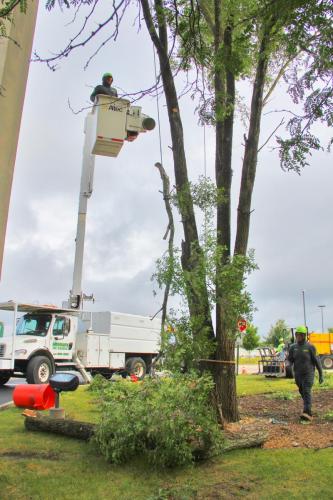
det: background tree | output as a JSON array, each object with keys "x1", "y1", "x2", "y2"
[
  {"x1": 264, "y1": 319, "x2": 290, "y2": 347},
  {"x1": 242, "y1": 324, "x2": 260, "y2": 352}
]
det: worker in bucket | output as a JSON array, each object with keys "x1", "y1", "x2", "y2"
[
  {"x1": 90, "y1": 72, "x2": 118, "y2": 102},
  {"x1": 287, "y1": 325, "x2": 324, "y2": 421}
]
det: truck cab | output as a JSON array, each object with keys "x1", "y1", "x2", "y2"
[{"x1": 0, "y1": 301, "x2": 80, "y2": 385}]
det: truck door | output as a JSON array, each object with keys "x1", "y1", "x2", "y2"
[{"x1": 50, "y1": 316, "x2": 75, "y2": 360}]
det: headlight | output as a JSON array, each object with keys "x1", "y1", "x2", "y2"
[{"x1": 14, "y1": 349, "x2": 27, "y2": 356}]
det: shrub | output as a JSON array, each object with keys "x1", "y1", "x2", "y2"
[{"x1": 90, "y1": 373, "x2": 224, "y2": 468}]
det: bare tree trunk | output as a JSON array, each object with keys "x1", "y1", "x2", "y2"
[
  {"x1": 213, "y1": 1, "x2": 238, "y2": 421},
  {"x1": 234, "y1": 23, "x2": 272, "y2": 256},
  {"x1": 141, "y1": 0, "x2": 214, "y2": 341}
]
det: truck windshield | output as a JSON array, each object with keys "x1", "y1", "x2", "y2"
[{"x1": 16, "y1": 314, "x2": 52, "y2": 337}]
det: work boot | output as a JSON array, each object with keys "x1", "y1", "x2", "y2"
[{"x1": 300, "y1": 412, "x2": 313, "y2": 421}]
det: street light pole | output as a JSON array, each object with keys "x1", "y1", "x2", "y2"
[
  {"x1": 318, "y1": 305, "x2": 325, "y2": 332},
  {"x1": 302, "y1": 290, "x2": 307, "y2": 326}
]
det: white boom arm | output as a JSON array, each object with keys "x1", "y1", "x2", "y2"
[
  {"x1": 68, "y1": 95, "x2": 155, "y2": 309},
  {"x1": 69, "y1": 113, "x2": 95, "y2": 309}
]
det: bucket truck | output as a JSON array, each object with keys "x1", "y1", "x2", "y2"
[{"x1": 0, "y1": 95, "x2": 160, "y2": 385}]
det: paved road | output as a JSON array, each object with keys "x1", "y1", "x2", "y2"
[{"x1": 0, "y1": 378, "x2": 26, "y2": 407}]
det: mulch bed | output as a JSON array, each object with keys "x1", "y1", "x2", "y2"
[{"x1": 224, "y1": 389, "x2": 333, "y2": 449}]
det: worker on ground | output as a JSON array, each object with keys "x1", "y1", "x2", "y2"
[
  {"x1": 276, "y1": 337, "x2": 286, "y2": 360},
  {"x1": 90, "y1": 72, "x2": 118, "y2": 103},
  {"x1": 287, "y1": 325, "x2": 324, "y2": 421}
]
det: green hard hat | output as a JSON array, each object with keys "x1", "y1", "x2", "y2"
[
  {"x1": 296, "y1": 325, "x2": 307, "y2": 334},
  {"x1": 279, "y1": 338, "x2": 284, "y2": 343},
  {"x1": 103, "y1": 72, "x2": 113, "y2": 79}
]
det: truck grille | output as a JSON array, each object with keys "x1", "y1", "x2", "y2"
[{"x1": 0, "y1": 344, "x2": 5, "y2": 357}]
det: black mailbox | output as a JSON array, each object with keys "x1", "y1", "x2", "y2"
[{"x1": 49, "y1": 373, "x2": 79, "y2": 393}]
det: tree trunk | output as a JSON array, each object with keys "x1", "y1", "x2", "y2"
[
  {"x1": 213, "y1": 3, "x2": 238, "y2": 421},
  {"x1": 141, "y1": 0, "x2": 214, "y2": 341},
  {"x1": 24, "y1": 415, "x2": 95, "y2": 440},
  {"x1": 234, "y1": 23, "x2": 272, "y2": 256}
]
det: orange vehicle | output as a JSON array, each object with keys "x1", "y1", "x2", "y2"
[{"x1": 308, "y1": 332, "x2": 333, "y2": 370}]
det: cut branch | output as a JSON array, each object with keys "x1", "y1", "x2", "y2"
[{"x1": 154, "y1": 162, "x2": 174, "y2": 329}]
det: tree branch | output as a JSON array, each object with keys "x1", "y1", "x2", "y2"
[
  {"x1": 257, "y1": 118, "x2": 284, "y2": 152},
  {"x1": 154, "y1": 162, "x2": 175, "y2": 329}
]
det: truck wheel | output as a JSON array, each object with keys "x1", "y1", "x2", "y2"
[
  {"x1": 321, "y1": 356, "x2": 333, "y2": 370},
  {"x1": 26, "y1": 356, "x2": 54, "y2": 384},
  {"x1": 126, "y1": 357, "x2": 146, "y2": 380},
  {"x1": 0, "y1": 374, "x2": 10, "y2": 386}
]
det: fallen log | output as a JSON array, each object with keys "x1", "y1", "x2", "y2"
[
  {"x1": 24, "y1": 415, "x2": 95, "y2": 441},
  {"x1": 222, "y1": 433, "x2": 267, "y2": 452},
  {"x1": 24, "y1": 416, "x2": 267, "y2": 455}
]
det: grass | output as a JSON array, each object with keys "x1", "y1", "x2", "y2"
[
  {"x1": 0, "y1": 375, "x2": 332, "y2": 499},
  {"x1": 236, "y1": 374, "x2": 297, "y2": 396},
  {"x1": 239, "y1": 356, "x2": 260, "y2": 365},
  {"x1": 236, "y1": 371, "x2": 332, "y2": 396}
]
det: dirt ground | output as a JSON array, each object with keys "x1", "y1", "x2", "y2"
[{"x1": 224, "y1": 389, "x2": 333, "y2": 449}]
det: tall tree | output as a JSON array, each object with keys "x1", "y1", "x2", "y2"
[{"x1": 34, "y1": 0, "x2": 332, "y2": 422}]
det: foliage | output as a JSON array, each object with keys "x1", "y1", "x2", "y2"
[
  {"x1": 91, "y1": 374, "x2": 224, "y2": 468},
  {"x1": 242, "y1": 323, "x2": 260, "y2": 352},
  {"x1": 0, "y1": 0, "x2": 27, "y2": 38},
  {"x1": 153, "y1": 177, "x2": 256, "y2": 369},
  {"x1": 161, "y1": 312, "x2": 215, "y2": 372},
  {"x1": 276, "y1": 0, "x2": 333, "y2": 172},
  {"x1": 264, "y1": 319, "x2": 290, "y2": 347}
]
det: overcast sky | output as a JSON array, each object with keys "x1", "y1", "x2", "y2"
[{"x1": 1, "y1": 2, "x2": 332, "y2": 337}]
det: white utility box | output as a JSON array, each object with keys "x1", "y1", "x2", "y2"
[{"x1": 91, "y1": 95, "x2": 130, "y2": 157}]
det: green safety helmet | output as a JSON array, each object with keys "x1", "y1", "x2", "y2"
[
  {"x1": 279, "y1": 338, "x2": 284, "y2": 343},
  {"x1": 296, "y1": 325, "x2": 307, "y2": 334},
  {"x1": 103, "y1": 72, "x2": 113, "y2": 79}
]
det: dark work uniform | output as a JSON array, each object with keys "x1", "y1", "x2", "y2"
[
  {"x1": 288, "y1": 341, "x2": 323, "y2": 415},
  {"x1": 90, "y1": 79, "x2": 118, "y2": 103}
]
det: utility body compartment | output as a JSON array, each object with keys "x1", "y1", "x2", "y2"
[{"x1": 76, "y1": 311, "x2": 160, "y2": 369}]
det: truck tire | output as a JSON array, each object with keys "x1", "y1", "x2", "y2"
[
  {"x1": 0, "y1": 374, "x2": 10, "y2": 386},
  {"x1": 126, "y1": 357, "x2": 146, "y2": 380},
  {"x1": 321, "y1": 356, "x2": 333, "y2": 370},
  {"x1": 26, "y1": 356, "x2": 54, "y2": 384}
]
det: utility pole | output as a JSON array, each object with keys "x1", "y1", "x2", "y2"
[
  {"x1": 301, "y1": 290, "x2": 307, "y2": 327},
  {"x1": 0, "y1": 0, "x2": 39, "y2": 278},
  {"x1": 318, "y1": 305, "x2": 325, "y2": 332}
]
